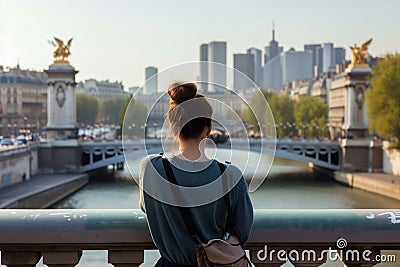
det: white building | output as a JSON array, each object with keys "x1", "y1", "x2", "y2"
[{"x1": 77, "y1": 79, "x2": 130, "y2": 102}]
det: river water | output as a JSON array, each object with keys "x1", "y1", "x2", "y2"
[{"x1": 49, "y1": 149, "x2": 400, "y2": 266}]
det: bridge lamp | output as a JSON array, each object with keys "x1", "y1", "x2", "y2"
[{"x1": 13, "y1": 123, "x2": 17, "y2": 136}]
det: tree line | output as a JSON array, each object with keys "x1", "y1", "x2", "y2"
[
  {"x1": 76, "y1": 94, "x2": 147, "y2": 133},
  {"x1": 241, "y1": 90, "x2": 329, "y2": 139}
]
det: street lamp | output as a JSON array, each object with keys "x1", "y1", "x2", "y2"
[
  {"x1": 24, "y1": 116, "x2": 27, "y2": 136},
  {"x1": 13, "y1": 123, "x2": 17, "y2": 136}
]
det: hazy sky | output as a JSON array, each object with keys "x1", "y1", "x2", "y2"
[{"x1": 1, "y1": 0, "x2": 399, "y2": 88}]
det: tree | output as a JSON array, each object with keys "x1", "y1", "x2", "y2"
[
  {"x1": 294, "y1": 96, "x2": 328, "y2": 139},
  {"x1": 269, "y1": 93, "x2": 295, "y2": 138},
  {"x1": 99, "y1": 97, "x2": 128, "y2": 124},
  {"x1": 242, "y1": 89, "x2": 275, "y2": 131},
  {"x1": 120, "y1": 97, "x2": 148, "y2": 138},
  {"x1": 76, "y1": 94, "x2": 99, "y2": 125},
  {"x1": 367, "y1": 54, "x2": 400, "y2": 147}
]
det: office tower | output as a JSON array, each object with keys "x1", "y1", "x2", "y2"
[
  {"x1": 208, "y1": 41, "x2": 227, "y2": 93},
  {"x1": 335, "y1": 47, "x2": 346, "y2": 65},
  {"x1": 263, "y1": 55, "x2": 282, "y2": 90},
  {"x1": 316, "y1": 47, "x2": 323, "y2": 76},
  {"x1": 199, "y1": 43, "x2": 208, "y2": 92},
  {"x1": 281, "y1": 49, "x2": 313, "y2": 84},
  {"x1": 247, "y1": 47, "x2": 263, "y2": 86},
  {"x1": 304, "y1": 44, "x2": 322, "y2": 77},
  {"x1": 321, "y1": 43, "x2": 346, "y2": 73},
  {"x1": 233, "y1": 53, "x2": 255, "y2": 91},
  {"x1": 264, "y1": 23, "x2": 283, "y2": 64},
  {"x1": 263, "y1": 49, "x2": 313, "y2": 91},
  {"x1": 322, "y1": 43, "x2": 334, "y2": 73},
  {"x1": 144, "y1": 66, "x2": 158, "y2": 95}
]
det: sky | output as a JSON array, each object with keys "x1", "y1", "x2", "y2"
[{"x1": 1, "y1": 0, "x2": 399, "y2": 88}]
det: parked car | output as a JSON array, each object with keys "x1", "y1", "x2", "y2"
[
  {"x1": 15, "y1": 140, "x2": 25, "y2": 146},
  {"x1": 1, "y1": 139, "x2": 13, "y2": 146}
]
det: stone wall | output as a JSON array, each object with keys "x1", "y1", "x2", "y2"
[
  {"x1": 0, "y1": 146, "x2": 38, "y2": 188},
  {"x1": 383, "y1": 141, "x2": 400, "y2": 176}
]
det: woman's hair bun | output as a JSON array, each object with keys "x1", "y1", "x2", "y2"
[{"x1": 167, "y1": 82, "x2": 197, "y2": 104}]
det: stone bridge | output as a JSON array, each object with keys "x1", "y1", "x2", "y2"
[{"x1": 80, "y1": 138, "x2": 341, "y2": 172}]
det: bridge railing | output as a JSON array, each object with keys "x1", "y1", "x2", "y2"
[{"x1": 0, "y1": 209, "x2": 399, "y2": 266}]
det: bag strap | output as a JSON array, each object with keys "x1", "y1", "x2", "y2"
[
  {"x1": 162, "y1": 157, "x2": 197, "y2": 236},
  {"x1": 161, "y1": 157, "x2": 234, "y2": 240}
]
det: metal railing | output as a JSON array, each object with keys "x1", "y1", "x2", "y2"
[{"x1": 0, "y1": 209, "x2": 399, "y2": 266}]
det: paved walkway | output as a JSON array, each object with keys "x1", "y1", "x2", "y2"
[{"x1": 0, "y1": 173, "x2": 88, "y2": 208}]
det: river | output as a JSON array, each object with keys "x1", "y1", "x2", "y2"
[{"x1": 49, "y1": 149, "x2": 400, "y2": 266}]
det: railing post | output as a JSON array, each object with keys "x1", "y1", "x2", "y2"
[
  {"x1": 42, "y1": 251, "x2": 82, "y2": 267},
  {"x1": 89, "y1": 148, "x2": 93, "y2": 164},
  {"x1": 1, "y1": 251, "x2": 41, "y2": 267},
  {"x1": 108, "y1": 250, "x2": 144, "y2": 267}
]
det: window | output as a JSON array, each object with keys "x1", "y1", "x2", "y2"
[
  {"x1": 7, "y1": 88, "x2": 10, "y2": 94},
  {"x1": 13, "y1": 88, "x2": 17, "y2": 94},
  {"x1": 13, "y1": 97, "x2": 17, "y2": 103},
  {"x1": 7, "y1": 97, "x2": 10, "y2": 103}
]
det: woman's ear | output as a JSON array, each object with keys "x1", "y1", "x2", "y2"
[{"x1": 206, "y1": 125, "x2": 211, "y2": 137}]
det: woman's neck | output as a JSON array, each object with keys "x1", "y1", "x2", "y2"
[{"x1": 177, "y1": 138, "x2": 208, "y2": 161}]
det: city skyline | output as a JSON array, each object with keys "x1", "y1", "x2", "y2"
[{"x1": 1, "y1": 0, "x2": 400, "y2": 88}]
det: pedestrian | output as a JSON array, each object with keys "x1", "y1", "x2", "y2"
[{"x1": 139, "y1": 81, "x2": 254, "y2": 267}]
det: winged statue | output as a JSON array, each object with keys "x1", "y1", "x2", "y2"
[
  {"x1": 350, "y1": 38, "x2": 373, "y2": 65},
  {"x1": 49, "y1": 37, "x2": 73, "y2": 64}
]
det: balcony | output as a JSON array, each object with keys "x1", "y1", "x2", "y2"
[{"x1": 0, "y1": 209, "x2": 399, "y2": 266}]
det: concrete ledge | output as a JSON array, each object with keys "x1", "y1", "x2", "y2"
[
  {"x1": 0, "y1": 174, "x2": 88, "y2": 208},
  {"x1": 335, "y1": 172, "x2": 400, "y2": 200}
]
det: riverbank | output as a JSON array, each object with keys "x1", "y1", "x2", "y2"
[
  {"x1": 0, "y1": 173, "x2": 88, "y2": 208},
  {"x1": 334, "y1": 172, "x2": 400, "y2": 201}
]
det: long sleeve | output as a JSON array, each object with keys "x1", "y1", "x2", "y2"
[
  {"x1": 139, "y1": 156, "x2": 151, "y2": 213},
  {"x1": 232, "y1": 177, "x2": 253, "y2": 245}
]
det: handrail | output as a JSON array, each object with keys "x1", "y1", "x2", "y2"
[{"x1": 0, "y1": 209, "x2": 399, "y2": 266}]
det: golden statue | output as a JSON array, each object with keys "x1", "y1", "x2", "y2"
[
  {"x1": 349, "y1": 38, "x2": 372, "y2": 68},
  {"x1": 49, "y1": 37, "x2": 73, "y2": 64}
]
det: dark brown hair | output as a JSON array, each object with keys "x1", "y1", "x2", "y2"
[{"x1": 167, "y1": 82, "x2": 212, "y2": 140}]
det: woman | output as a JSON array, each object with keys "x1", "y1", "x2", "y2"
[{"x1": 139, "y1": 81, "x2": 253, "y2": 267}]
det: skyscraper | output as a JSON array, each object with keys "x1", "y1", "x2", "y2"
[
  {"x1": 334, "y1": 47, "x2": 346, "y2": 65},
  {"x1": 233, "y1": 53, "x2": 255, "y2": 91},
  {"x1": 316, "y1": 47, "x2": 323, "y2": 76},
  {"x1": 247, "y1": 47, "x2": 263, "y2": 87},
  {"x1": 263, "y1": 55, "x2": 282, "y2": 90},
  {"x1": 208, "y1": 41, "x2": 227, "y2": 93},
  {"x1": 304, "y1": 44, "x2": 322, "y2": 77},
  {"x1": 322, "y1": 43, "x2": 334, "y2": 73},
  {"x1": 264, "y1": 23, "x2": 283, "y2": 64},
  {"x1": 144, "y1": 66, "x2": 158, "y2": 95},
  {"x1": 281, "y1": 49, "x2": 313, "y2": 84},
  {"x1": 199, "y1": 43, "x2": 208, "y2": 92},
  {"x1": 263, "y1": 49, "x2": 313, "y2": 91}
]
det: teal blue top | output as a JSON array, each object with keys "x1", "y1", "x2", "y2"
[{"x1": 139, "y1": 154, "x2": 254, "y2": 266}]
